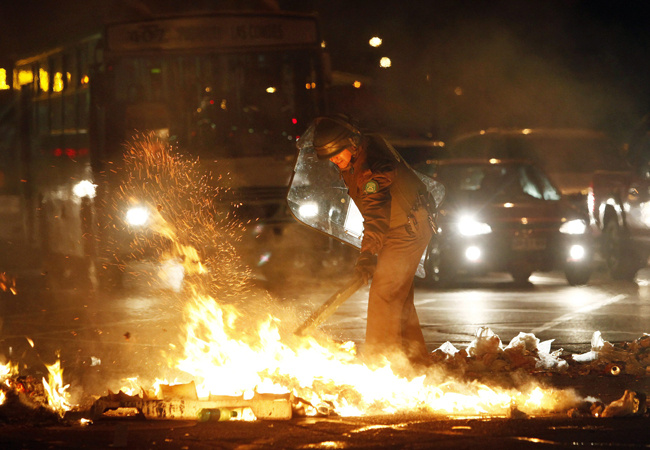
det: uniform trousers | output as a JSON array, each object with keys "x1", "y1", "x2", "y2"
[{"x1": 364, "y1": 206, "x2": 432, "y2": 365}]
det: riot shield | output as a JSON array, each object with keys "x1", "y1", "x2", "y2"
[
  {"x1": 287, "y1": 138, "x2": 364, "y2": 249},
  {"x1": 287, "y1": 132, "x2": 444, "y2": 278}
]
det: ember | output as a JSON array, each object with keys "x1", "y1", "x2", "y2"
[{"x1": 0, "y1": 272, "x2": 16, "y2": 295}]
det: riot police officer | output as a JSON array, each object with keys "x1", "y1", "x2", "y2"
[{"x1": 307, "y1": 115, "x2": 436, "y2": 367}]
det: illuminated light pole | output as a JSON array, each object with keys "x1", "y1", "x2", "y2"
[{"x1": 369, "y1": 36, "x2": 382, "y2": 47}]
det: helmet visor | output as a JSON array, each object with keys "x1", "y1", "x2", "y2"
[{"x1": 297, "y1": 117, "x2": 355, "y2": 160}]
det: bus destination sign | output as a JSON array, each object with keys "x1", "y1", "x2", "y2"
[{"x1": 107, "y1": 15, "x2": 319, "y2": 52}]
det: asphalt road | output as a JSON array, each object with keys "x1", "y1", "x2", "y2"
[
  {"x1": 2, "y1": 413, "x2": 650, "y2": 449},
  {"x1": 2, "y1": 261, "x2": 650, "y2": 448},
  {"x1": 323, "y1": 268, "x2": 650, "y2": 355}
]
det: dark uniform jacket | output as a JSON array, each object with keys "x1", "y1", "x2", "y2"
[{"x1": 340, "y1": 134, "x2": 432, "y2": 256}]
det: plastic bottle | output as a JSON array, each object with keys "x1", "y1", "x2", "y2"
[{"x1": 197, "y1": 408, "x2": 239, "y2": 422}]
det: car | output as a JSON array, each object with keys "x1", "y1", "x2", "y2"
[
  {"x1": 588, "y1": 119, "x2": 650, "y2": 280},
  {"x1": 443, "y1": 128, "x2": 627, "y2": 211},
  {"x1": 385, "y1": 135, "x2": 446, "y2": 167},
  {"x1": 414, "y1": 158, "x2": 594, "y2": 285}
]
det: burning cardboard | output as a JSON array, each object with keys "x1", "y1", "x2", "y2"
[{"x1": 90, "y1": 388, "x2": 293, "y2": 420}]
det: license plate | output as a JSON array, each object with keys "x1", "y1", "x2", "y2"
[{"x1": 512, "y1": 236, "x2": 546, "y2": 250}]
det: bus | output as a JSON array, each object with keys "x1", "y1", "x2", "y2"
[
  {"x1": 7, "y1": 10, "x2": 329, "y2": 287},
  {"x1": 0, "y1": 61, "x2": 24, "y2": 263}
]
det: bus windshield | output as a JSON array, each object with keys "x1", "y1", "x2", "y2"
[{"x1": 107, "y1": 49, "x2": 322, "y2": 158}]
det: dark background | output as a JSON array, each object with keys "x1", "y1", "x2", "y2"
[{"x1": 2, "y1": 0, "x2": 650, "y2": 141}]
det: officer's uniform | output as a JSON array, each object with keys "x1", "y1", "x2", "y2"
[{"x1": 340, "y1": 134, "x2": 434, "y2": 365}]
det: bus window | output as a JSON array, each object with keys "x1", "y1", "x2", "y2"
[
  {"x1": 63, "y1": 51, "x2": 76, "y2": 90},
  {"x1": 63, "y1": 91, "x2": 76, "y2": 132},
  {"x1": 77, "y1": 90, "x2": 89, "y2": 132},
  {"x1": 36, "y1": 99, "x2": 49, "y2": 135},
  {"x1": 37, "y1": 62, "x2": 49, "y2": 95},
  {"x1": 108, "y1": 50, "x2": 317, "y2": 159},
  {"x1": 51, "y1": 96, "x2": 62, "y2": 134}
]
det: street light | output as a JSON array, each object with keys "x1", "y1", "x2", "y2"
[
  {"x1": 369, "y1": 36, "x2": 382, "y2": 47},
  {"x1": 379, "y1": 57, "x2": 392, "y2": 68}
]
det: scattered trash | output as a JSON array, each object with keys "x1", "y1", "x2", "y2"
[
  {"x1": 430, "y1": 328, "x2": 650, "y2": 379},
  {"x1": 567, "y1": 331, "x2": 650, "y2": 377},
  {"x1": 429, "y1": 327, "x2": 569, "y2": 376},
  {"x1": 601, "y1": 390, "x2": 647, "y2": 418},
  {"x1": 91, "y1": 390, "x2": 293, "y2": 420},
  {"x1": 197, "y1": 408, "x2": 240, "y2": 422}
]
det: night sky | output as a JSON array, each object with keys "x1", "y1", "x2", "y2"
[
  {"x1": 316, "y1": 0, "x2": 650, "y2": 139},
  {"x1": 3, "y1": 0, "x2": 650, "y2": 140}
]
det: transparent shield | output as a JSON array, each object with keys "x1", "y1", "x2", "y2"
[
  {"x1": 288, "y1": 138, "x2": 364, "y2": 249},
  {"x1": 288, "y1": 136, "x2": 445, "y2": 277}
]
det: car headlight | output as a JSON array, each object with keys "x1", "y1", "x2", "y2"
[
  {"x1": 569, "y1": 244, "x2": 586, "y2": 261},
  {"x1": 72, "y1": 180, "x2": 97, "y2": 198},
  {"x1": 560, "y1": 219, "x2": 587, "y2": 235},
  {"x1": 126, "y1": 206, "x2": 150, "y2": 226},
  {"x1": 457, "y1": 216, "x2": 492, "y2": 236}
]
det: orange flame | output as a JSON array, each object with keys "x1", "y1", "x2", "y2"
[
  {"x1": 107, "y1": 133, "x2": 586, "y2": 419},
  {"x1": 43, "y1": 357, "x2": 73, "y2": 417},
  {"x1": 166, "y1": 293, "x2": 582, "y2": 417},
  {"x1": 0, "y1": 361, "x2": 18, "y2": 406}
]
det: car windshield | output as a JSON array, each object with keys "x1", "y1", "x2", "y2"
[{"x1": 419, "y1": 163, "x2": 561, "y2": 202}]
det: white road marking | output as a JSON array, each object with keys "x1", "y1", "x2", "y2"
[{"x1": 531, "y1": 294, "x2": 627, "y2": 334}]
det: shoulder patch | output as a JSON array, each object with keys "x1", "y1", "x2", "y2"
[{"x1": 364, "y1": 180, "x2": 379, "y2": 194}]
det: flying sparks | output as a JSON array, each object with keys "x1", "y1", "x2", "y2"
[
  {"x1": 5, "y1": 133, "x2": 639, "y2": 422},
  {"x1": 100, "y1": 132, "x2": 589, "y2": 419}
]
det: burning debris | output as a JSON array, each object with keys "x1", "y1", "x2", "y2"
[
  {"x1": 3, "y1": 324, "x2": 649, "y2": 424},
  {"x1": 0, "y1": 359, "x2": 68, "y2": 424},
  {"x1": 90, "y1": 387, "x2": 292, "y2": 421},
  {"x1": 2, "y1": 134, "x2": 648, "y2": 427}
]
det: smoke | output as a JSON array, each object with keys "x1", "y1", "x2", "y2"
[{"x1": 321, "y1": 1, "x2": 650, "y2": 140}]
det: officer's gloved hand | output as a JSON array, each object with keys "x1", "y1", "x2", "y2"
[{"x1": 355, "y1": 251, "x2": 377, "y2": 284}]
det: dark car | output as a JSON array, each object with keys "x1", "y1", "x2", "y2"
[
  {"x1": 414, "y1": 158, "x2": 594, "y2": 285},
  {"x1": 444, "y1": 128, "x2": 627, "y2": 211}
]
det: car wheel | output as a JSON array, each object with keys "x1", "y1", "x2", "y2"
[
  {"x1": 565, "y1": 265, "x2": 591, "y2": 286},
  {"x1": 603, "y1": 219, "x2": 639, "y2": 281},
  {"x1": 424, "y1": 237, "x2": 454, "y2": 286}
]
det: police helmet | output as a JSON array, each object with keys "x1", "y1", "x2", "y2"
[{"x1": 310, "y1": 115, "x2": 362, "y2": 160}]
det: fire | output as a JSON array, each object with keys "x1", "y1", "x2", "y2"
[
  {"x1": 43, "y1": 357, "x2": 73, "y2": 417},
  {"x1": 0, "y1": 361, "x2": 17, "y2": 405},
  {"x1": 0, "y1": 361, "x2": 17, "y2": 381},
  {"x1": 0, "y1": 134, "x2": 615, "y2": 421},
  {"x1": 94, "y1": 133, "x2": 589, "y2": 419},
  {"x1": 163, "y1": 291, "x2": 581, "y2": 418}
]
